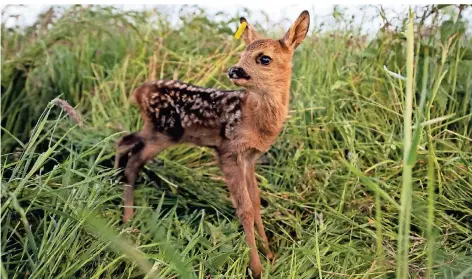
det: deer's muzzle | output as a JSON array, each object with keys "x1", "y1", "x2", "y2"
[{"x1": 228, "y1": 66, "x2": 250, "y2": 80}]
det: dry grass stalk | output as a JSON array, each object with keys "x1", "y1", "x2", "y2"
[{"x1": 51, "y1": 98, "x2": 83, "y2": 128}]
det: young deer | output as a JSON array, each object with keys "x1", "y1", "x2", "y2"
[{"x1": 115, "y1": 10, "x2": 310, "y2": 278}]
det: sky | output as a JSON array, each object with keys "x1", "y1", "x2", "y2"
[
  {"x1": 1, "y1": 4, "x2": 406, "y2": 30},
  {"x1": 1, "y1": 4, "x2": 471, "y2": 34}
]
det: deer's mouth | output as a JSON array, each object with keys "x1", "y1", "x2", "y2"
[
  {"x1": 229, "y1": 73, "x2": 250, "y2": 80},
  {"x1": 230, "y1": 75, "x2": 251, "y2": 81}
]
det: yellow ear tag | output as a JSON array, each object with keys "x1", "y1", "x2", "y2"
[{"x1": 234, "y1": 22, "x2": 247, "y2": 39}]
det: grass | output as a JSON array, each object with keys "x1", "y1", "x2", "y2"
[
  {"x1": 2, "y1": 4, "x2": 472, "y2": 279},
  {"x1": 397, "y1": 9, "x2": 415, "y2": 279}
]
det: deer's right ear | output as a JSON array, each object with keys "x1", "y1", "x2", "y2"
[{"x1": 240, "y1": 17, "x2": 261, "y2": 45}]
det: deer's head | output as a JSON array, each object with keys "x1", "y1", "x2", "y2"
[{"x1": 228, "y1": 10, "x2": 310, "y2": 92}]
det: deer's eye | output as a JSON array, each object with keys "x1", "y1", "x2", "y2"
[{"x1": 257, "y1": 55, "x2": 272, "y2": 65}]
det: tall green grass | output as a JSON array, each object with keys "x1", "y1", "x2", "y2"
[{"x1": 2, "y1": 4, "x2": 472, "y2": 279}]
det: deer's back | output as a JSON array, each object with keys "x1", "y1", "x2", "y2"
[{"x1": 132, "y1": 80, "x2": 248, "y2": 142}]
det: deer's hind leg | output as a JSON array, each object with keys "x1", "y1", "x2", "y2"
[{"x1": 115, "y1": 132, "x2": 172, "y2": 223}]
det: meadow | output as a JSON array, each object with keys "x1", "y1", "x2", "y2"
[{"x1": 1, "y1": 4, "x2": 471, "y2": 279}]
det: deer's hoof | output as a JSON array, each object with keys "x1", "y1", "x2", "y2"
[{"x1": 247, "y1": 265, "x2": 262, "y2": 279}]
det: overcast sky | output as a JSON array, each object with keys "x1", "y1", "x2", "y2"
[{"x1": 2, "y1": 4, "x2": 471, "y2": 34}]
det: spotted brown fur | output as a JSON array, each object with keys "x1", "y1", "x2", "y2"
[{"x1": 132, "y1": 80, "x2": 247, "y2": 141}]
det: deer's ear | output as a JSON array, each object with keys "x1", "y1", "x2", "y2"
[
  {"x1": 240, "y1": 17, "x2": 261, "y2": 45},
  {"x1": 281, "y1": 10, "x2": 310, "y2": 50}
]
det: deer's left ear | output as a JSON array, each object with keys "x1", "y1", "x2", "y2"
[
  {"x1": 240, "y1": 17, "x2": 261, "y2": 45},
  {"x1": 281, "y1": 10, "x2": 310, "y2": 50}
]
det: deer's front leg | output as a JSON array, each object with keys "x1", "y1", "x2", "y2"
[
  {"x1": 246, "y1": 160, "x2": 273, "y2": 261},
  {"x1": 219, "y1": 152, "x2": 262, "y2": 279}
]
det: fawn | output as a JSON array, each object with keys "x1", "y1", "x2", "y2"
[{"x1": 115, "y1": 10, "x2": 310, "y2": 278}]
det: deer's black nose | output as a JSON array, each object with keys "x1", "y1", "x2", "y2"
[{"x1": 228, "y1": 67, "x2": 250, "y2": 79}]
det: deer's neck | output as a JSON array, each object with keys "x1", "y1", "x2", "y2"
[{"x1": 245, "y1": 80, "x2": 291, "y2": 138}]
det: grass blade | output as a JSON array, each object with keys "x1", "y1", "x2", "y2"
[{"x1": 397, "y1": 8, "x2": 415, "y2": 279}]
